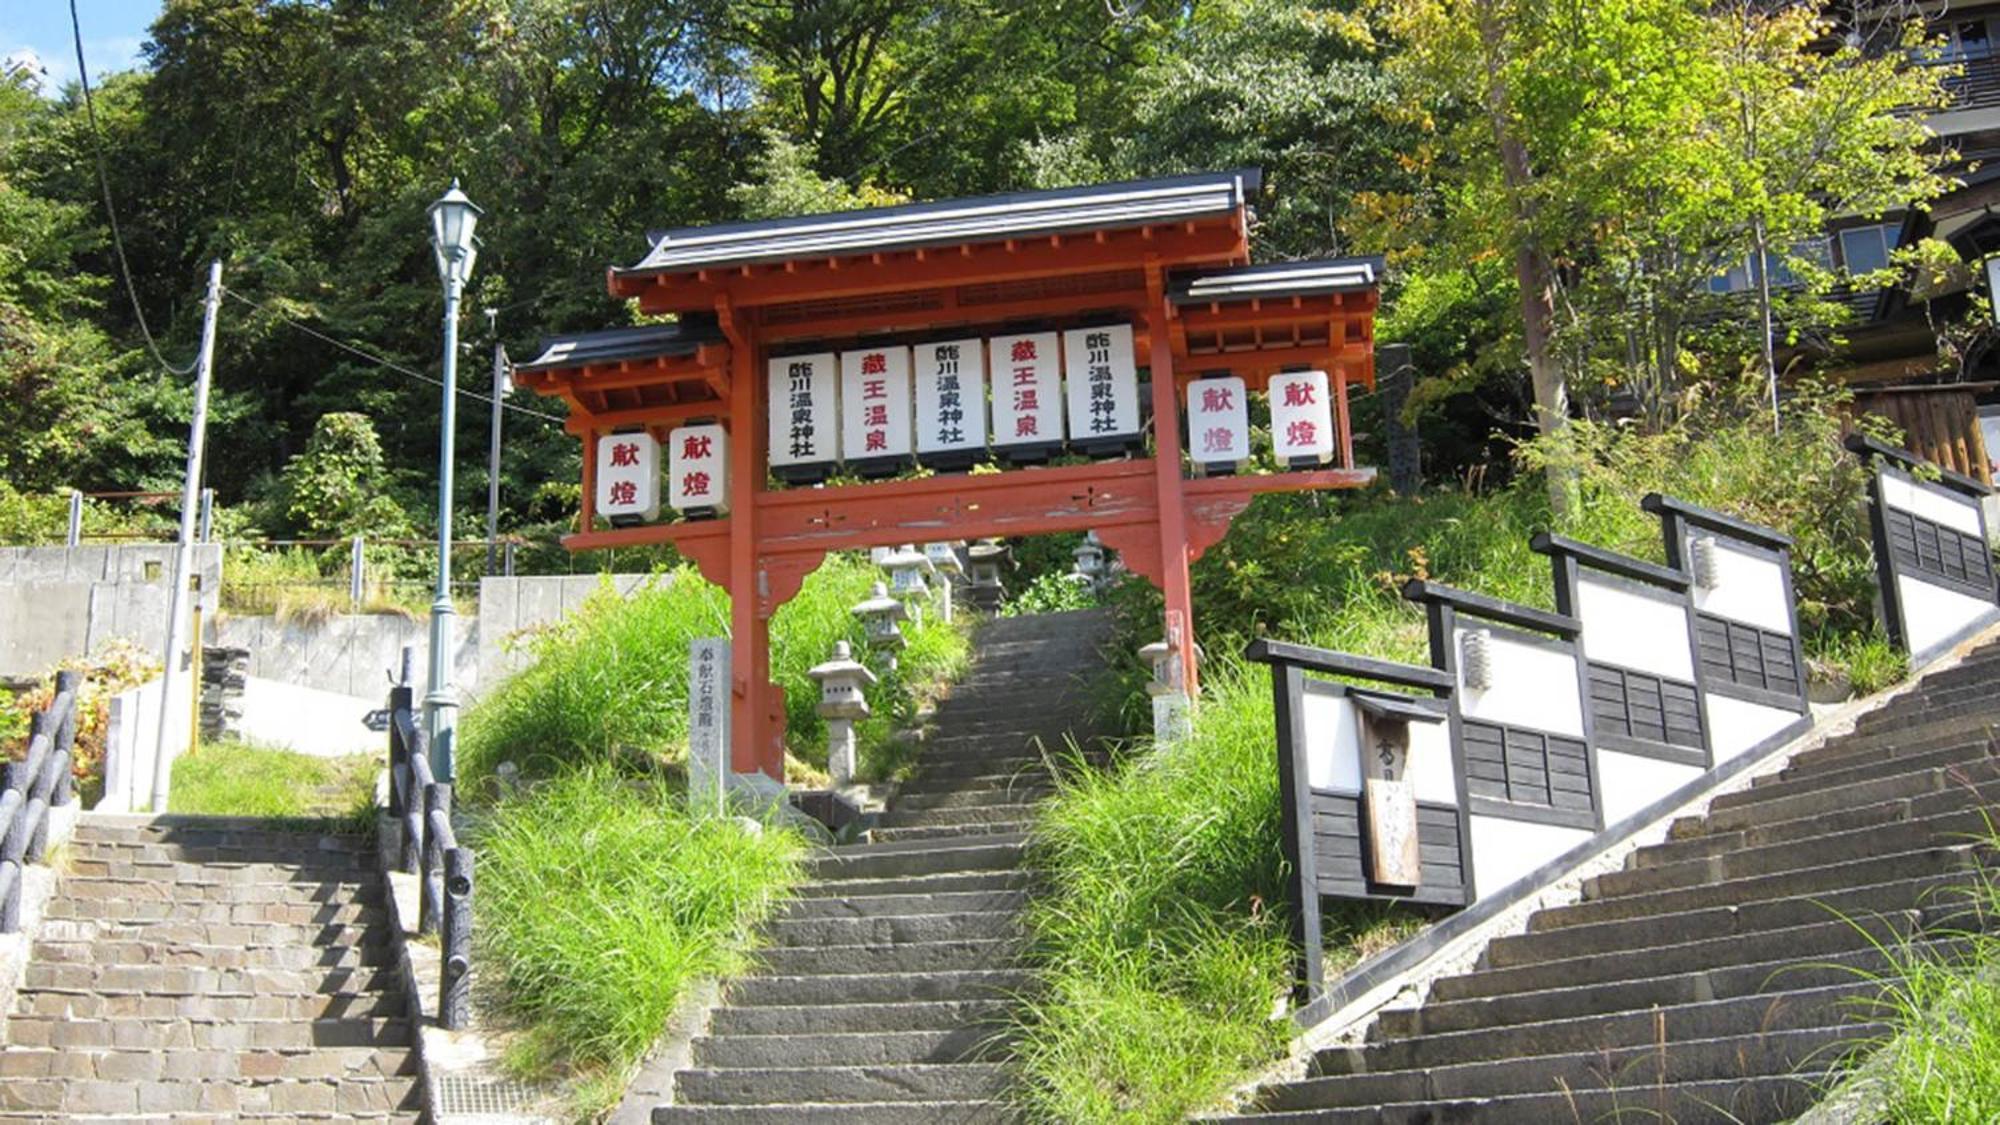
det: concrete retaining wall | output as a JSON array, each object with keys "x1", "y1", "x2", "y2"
[
  {"x1": 477, "y1": 572, "x2": 661, "y2": 683},
  {"x1": 207, "y1": 614, "x2": 477, "y2": 701},
  {"x1": 99, "y1": 677, "x2": 194, "y2": 814},
  {"x1": 0, "y1": 545, "x2": 221, "y2": 680}
]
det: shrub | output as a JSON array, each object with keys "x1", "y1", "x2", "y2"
[
  {"x1": 1002, "y1": 570, "x2": 1099, "y2": 617},
  {"x1": 5, "y1": 640, "x2": 160, "y2": 805}
]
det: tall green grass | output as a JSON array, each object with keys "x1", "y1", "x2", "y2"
[
  {"x1": 471, "y1": 767, "x2": 805, "y2": 1092},
  {"x1": 169, "y1": 741, "x2": 377, "y2": 826}
]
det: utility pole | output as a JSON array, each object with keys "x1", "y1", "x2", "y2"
[
  {"x1": 150, "y1": 260, "x2": 224, "y2": 812},
  {"x1": 485, "y1": 309, "x2": 506, "y2": 575}
]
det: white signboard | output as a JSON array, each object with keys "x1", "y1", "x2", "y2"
[
  {"x1": 667, "y1": 423, "x2": 729, "y2": 514},
  {"x1": 1187, "y1": 375, "x2": 1250, "y2": 471},
  {"x1": 596, "y1": 431, "x2": 660, "y2": 523},
  {"x1": 1063, "y1": 324, "x2": 1141, "y2": 452},
  {"x1": 990, "y1": 331, "x2": 1064, "y2": 457},
  {"x1": 840, "y1": 346, "x2": 914, "y2": 472},
  {"x1": 914, "y1": 338, "x2": 987, "y2": 462},
  {"x1": 768, "y1": 352, "x2": 839, "y2": 479},
  {"x1": 687, "y1": 637, "x2": 730, "y2": 812},
  {"x1": 1269, "y1": 370, "x2": 1335, "y2": 467}
]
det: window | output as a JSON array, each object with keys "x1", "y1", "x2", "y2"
[
  {"x1": 1946, "y1": 19, "x2": 1994, "y2": 61},
  {"x1": 1707, "y1": 239, "x2": 1829, "y2": 294},
  {"x1": 1839, "y1": 224, "x2": 1896, "y2": 277}
]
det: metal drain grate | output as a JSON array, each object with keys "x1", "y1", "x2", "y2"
[{"x1": 434, "y1": 1071, "x2": 548, "y2": 1121}]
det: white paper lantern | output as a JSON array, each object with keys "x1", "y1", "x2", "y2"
[
  {"x1": 1269, "y1": 370, "x2": 1335, "y2": 468},
  {"x1": 1063, "y1": 324, "x2": 1142, "y2": 457},
  {"x1": 1186, "y1": 375, "x2": 1250, "y2": 474},
  {"x1": 914, "y1": 338, "x2": 988, "y2": 467},
  {"x1": 840, "y1": 346, "x2": 914, "y2": 477},
  {"x1": 989, "y1": 331, "x2": 1064, "y2": 462},
  {"x1": 596, "y1": 431, "x2": 660, "y2": 525},
  {"x1": 667, "y1": 423, "x2": 729, "y2": 516},
  {"x1": 768, "y1": 352, "x2": 840, "y2": 483}
]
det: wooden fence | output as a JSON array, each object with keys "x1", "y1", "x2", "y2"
[
  {"x1": 1, "y1": 672, "x2": 82, "y2": 932},
  {"x1": 386, "y1": 658, "x2": 473, "y2": 1030}
]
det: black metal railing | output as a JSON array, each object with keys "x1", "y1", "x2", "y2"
[
  {"x1": 1, "y1": 672, "x2": 82, "y2": 932},
  {"x1": 1925, "y1": 53, "x2": 2000, "y2": 117},
  {"x1": 386, "y1": 655, "x2": 473, "y2": 1030}
]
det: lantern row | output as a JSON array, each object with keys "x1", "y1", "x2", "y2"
[{"x1": 593, "y1": 338, "x2": 1341, "y2": 522}]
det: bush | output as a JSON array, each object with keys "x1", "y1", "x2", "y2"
[
  {"x1": 472, "y1": 767, "x2": 806, "y2": 1089},
  {"x1": 1002, "y1": 570, "x2": 1099, "y2": 617},
  {"x1": 5, "y1": 640, "x2": 160, "y2": 805}
]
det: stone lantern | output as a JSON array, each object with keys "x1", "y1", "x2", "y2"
[
  {"x1": 1071, "y1": 531, "x2": 1108, "y2": 590},
  {"x1": 881, "y1": 544, "x2": 936, "y2": 626},
  {"x1": 966, "y1": 539, "x2": 1010, "y2": 611},
  {"x1": 808, "y1": 640, "x2": 877, "y2": 787},
  {"x1": 852, "y1": 582, "x2": 908, "y2": 670},
  {"x1": 1137, "y1": 637, "x2": 1202, "y2": 744}
]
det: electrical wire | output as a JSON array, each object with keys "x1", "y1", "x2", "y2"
[
  {"x1": 68, "y1": 0, "x2": 198, "y2": 377},
  {"x1": 220, "y1": 289, "x2": 565, "y2": 423}
]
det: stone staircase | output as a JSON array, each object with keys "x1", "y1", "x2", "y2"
[
  {"x1": 1211, "y1": 640, "x2": 2000, "y2": 1124},
  {"x1": 0, "y1": 814, "x2": 419, "y2": 1121},
  {"x1": 652, "y1": 608, "x2": 1115, "y2": 1124}
]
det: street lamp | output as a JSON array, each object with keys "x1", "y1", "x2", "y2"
[{"x1": 426, "y1": 180, "x2": 482, "y2": 785}]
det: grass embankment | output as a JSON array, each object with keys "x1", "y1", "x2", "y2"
[
  {"x1": 1016, "y1": 382, "x2": 1911, "y2": 1122},
  {"x1": 453, "y1": 555, "x2": 970, "y2": 1111},
  {"x1": 168, "y1": 741, "x2": 376, "y2": 824}
]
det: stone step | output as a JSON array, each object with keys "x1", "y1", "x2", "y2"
[
  {"x1": 891, "y1": 774, "x2": 1059, "y2": 800},
  {"x1": 0, "y1": 1074, "x2": 418, "y2": 1116},
  {"x1": 1700, "y1": 759, "x2": 2000, "y2": 833},
  {"x1": 754, "y1": 937, "x2": 1019, "y2": 977},
  {"x1": 654, "y1": 1101, "x2": 1011, "y2": 1124},
  {"x1": 1767, "y1": 710, "x2": 2000, "y2": 779},
  {"x1": 809, "y1": 837, "x2": 1025, "y2": 881},
  {"x1": 0, "y1": 1046, "x2": 414, "y2": 1082},
  {"x1": 4, "y1": 1016, "x2": 411, "y2": 1051},
  {"x1": 63, "y1": 842, "x2": 375, "y2": 870},
  {"x1": 869, "y1": 822, "x2": 1036, "y2": 844},
  {"x1": 1444, "y1": 910, "x2": 1927, "y2": 1003},
  {"x1": 1314, "y1": 980, "x2": 1876, "y2": 1074},
  {"x1": 709, "y1": 999, "x2": 1011, "y2": 1037},
  {"x1": 1375, "y1": 939, "x2": 1949, "y2": 1040},
  {"x1": 1261, "y1": 1024, "x2": 1872, "y2": 1112},
  {"x1": 23, "y1": 962, "x2": 402, "y2": 997},
  {"x1": 1535, "y1": 844, "x2": 1977, "y2": 931},
  {"x1": 1483, "y1": 872, "x2": 1971, "y2": 970},
  {"x1": 38, "y1": 917, "x2": 393, "y2": 948},
  {"x1": 1215, "y1": 1073, "x2": 1829, "y2": 1124},
  {"x1": 1644, "y1": 784, "x2": 1993, "y2": 868},
  {"x1": 1852, "y1": 694, "x2": 1996, "y2": 736},
  {"x1": 724, "y1": 969, "x2": 1035, "y2": 1008},
  {"x1": 47, "y1": 874, "x2": 386, "y2": 906},
  {"x1": 692, "y1": 1025, "x2": 1003, "y2": 1068},
  {"x1": 29, "y1": 937, "x2": 397, "y2": 972},
  {"x1": 74, "y1": 819, "x2": 370, "y2": 850},
  {"x1": 1586, "y1": 807, "x2": 1989, "y2": 899},
  {"x1": 767, "y1": 911, "x2": 1021, "y2": 949},
  {"x1": 15, "y1": 986, "x2": 406, "y2": 1022},
  {"x1": 790, "y1": 870, "x2": 1033, "y2": 902},
  {"x1": 44, "y1": 896, "x2": 378, "y2": 927},
  {"x1": 887, "y1": 786, "x2": 1054, "y2": 813},
  {"x1": 905, "y1": 756, "x2": 1059, "y2": 781},
  {"x1": 674, "y1": 1062, "x2": 1010, "y2": 1106},
  {"x1": 1710, "y1": 738, "x2": 1998, "y2": 813},
  {"x1": 875, "y1": 803, "x2": 1040, "y2": 828}
]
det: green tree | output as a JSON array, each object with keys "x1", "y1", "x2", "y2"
[{"x1": 279, "y1": 412, "x2": 409, "y2": 539}]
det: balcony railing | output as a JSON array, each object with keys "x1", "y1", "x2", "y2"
[{"x1": 1923, "y1": 53, "x2": 2000, "y2": 118}]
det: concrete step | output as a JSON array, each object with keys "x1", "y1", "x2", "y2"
[
  {"x1": 63, "y1": 842, "x2": 375, "y2": 870},
  {"x1": 74, "y1": 819, "x2": 370, "y2": 848},
  {"x1": 1316, "y1": 980, "x2": 1878, "y2": 1074},
  {"x1": 1645, "y1": 784, "x2": 1994, "y2": 868},
  {"x1": 15, "y1": 986, "x2": 406, "y2": 1022},
  {"x1": 889, "y1": 784, "x2": 1055, "y2": 812},
  {"x1": 1587, "y1": 808, "x2": 1992, "y2": 899},
  {"x1": 654, "y1": 1101, "x2": 1011, "y2": 1124},
  {"x1": 724, "y1": 969, "x2": 1035, "y2": 1008},
  {"x1": 1534, "y1": 845, "x2": 1980, "y2": 931},
  {"x1": 809, "y1": 837, "x2": 1025, "y2": 881},
  {"x1": 692, "y1": 1025, "x2": 1003, "y2": 1068},
  {"x1": 1852, "y1": 694, "x2": 1997, "y2": 736},
  {"x1": 29, "y1": 937, "x2": 397, "y2": 972},
  {"x1": 38, "y1": 917, "x2": 393, "y2": 948},
  {"x1": 674, "y1": 1062, "x2": 1010, "y2": 1105},
  {"x1": 874, "y1": 804, "x2": 1040, "y2": 829},
  {"x1": 1376, "y1": 939, "x2": 1950, "y2": 1039},
  {"x1": 754, "y1": 938, "x2": 1019, "y2": 977},
  {"x1": 869, "y1": 822, "x2": 1035, "y2": 844},
  {"x1": 4, "y1": 1016, "x2": 411, "y2": 1051},
  {"x1": 1485, "y1": 872, "x2": 1974, "y2": 969},
  {"x1": 789, "y1": 870, "x2": 1033, "y2": 903},
  {"x1": 44, "y1": 896, "x2": 377, "y2": 927},
  {"x1": 0, "y1": 1046, "x2": 414, "y2": 1082},
  {"x1": 1261, "y1": 1024, "x2": 1873, "y2": 1111},
  {"x1": 1709, "y1": 738, "x2": 1999, "y2": 813},
  {"x1": 46, "y1": 874, "x2": 387, "y2": 906},
  {"x1": 1444, "y1": 911, "x2": 1926, "y2": 1003},
  {"x1": 1700, "y1": 759, "x2": 2000, "y2": 833},
  {"x1": 1215, "y1": 1073, "x2": 1829, "y2": 1124},
  {"x1": 709, "y1": 999, "x2": 1011, "y2": 1037},
  {"x1": 22, "y1": 962, "x2": 402, "y2": 997},
  {"x1": 905, "y1": 756, "x2": 1059, "y2": 781},
  {"x1": 1764, "y1": 710, "x2": 2000, "y2": 780},
  {"x1": 0, "y1": 1074, "x2": 418, "y2": 1117},
  {"x1": 768, "y1": 911, "x2": 1021, "y2": 949}
]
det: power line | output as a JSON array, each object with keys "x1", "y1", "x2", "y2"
[
  {"x1": 68, "y1": 0, "x2": 198, "y2": 377},
  {"x1": 220, "y1": 289, "x2": 565, "y2": 423}
]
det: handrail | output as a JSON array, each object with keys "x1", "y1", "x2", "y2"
[
  {"x1": 1640, "y1": 494, "x2": 1794, "y2": 550},
  {"x1": 386, "y1": 651, "x2": 473, "y2": 1030},
  {"x1": 1844, "y1": 432, "x2": 1993, "y2": 497},
  {"x1": 1401, "y1": 579, "x2": 1582, "y2": 638},
  {"x1": 1, "y1": 672, "x2": 82, "y2": 932},
  {"x1": 1245, "y1": 638, "x2": 1456, "y2": 694},
  {"x1": 1530, "y1": 532, "x2": 1691, "y2": 592}
]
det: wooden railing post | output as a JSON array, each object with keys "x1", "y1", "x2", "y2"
[
  {"x1": 0, "y1": 736, "x2": 37, "y2": 932},
  {"x1": 441, "y1": 847, "x2": 473, "y2": 1030},
  {"x1": 51, "y1": 673, "x2": 80, "y2": 807},
  {"x1": 420, "y1": 784, "x2": 446, "y2": 935}
]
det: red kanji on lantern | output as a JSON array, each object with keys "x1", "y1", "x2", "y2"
[
  {"x1": 1201, "y1": 427, "x2": 1233, "y2": 453},
  {"x1": 1201, "y1": 386, "x2": 1236, "y2": 413},
  {"x1": 1282, "y1": 381, "x2": 1318, "y2": 408},
  {"x1": 866, "y1": 431, "x2": 887, "y2": 452},
  {"x1": 681, "y1": 434, "x2": 713, "y2": 460},
  {"x1": 609, "y1": 442, "x2": 639, "y2": 467},
  {"x1": 609, "y1": 480, "x2": 637, "y2": 505},
  {"x1": 683, "y1": 472, "x2": 711, "y2": 497},
  {"x1": 1011, "y1": 339, "x2": 1038, "y2": 363},
  {"x1": 861, "y1": 353, "x2": 887, "y2": 375},
  {"x1": 1285, "y1": 419, "x2": 1318, "y2": 447}
]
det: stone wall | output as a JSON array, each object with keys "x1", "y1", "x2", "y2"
[{"x1": 0, "y1": 545, "x2": 222, "y2": 681}]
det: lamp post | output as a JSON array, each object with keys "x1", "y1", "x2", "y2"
[{"x1": 426, "y1": 180, "x2": 482, "y2": 785}]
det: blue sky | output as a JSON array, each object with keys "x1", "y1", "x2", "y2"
[{"x1": 4, "y1": 0, "x2": 160, "y2": 94}]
